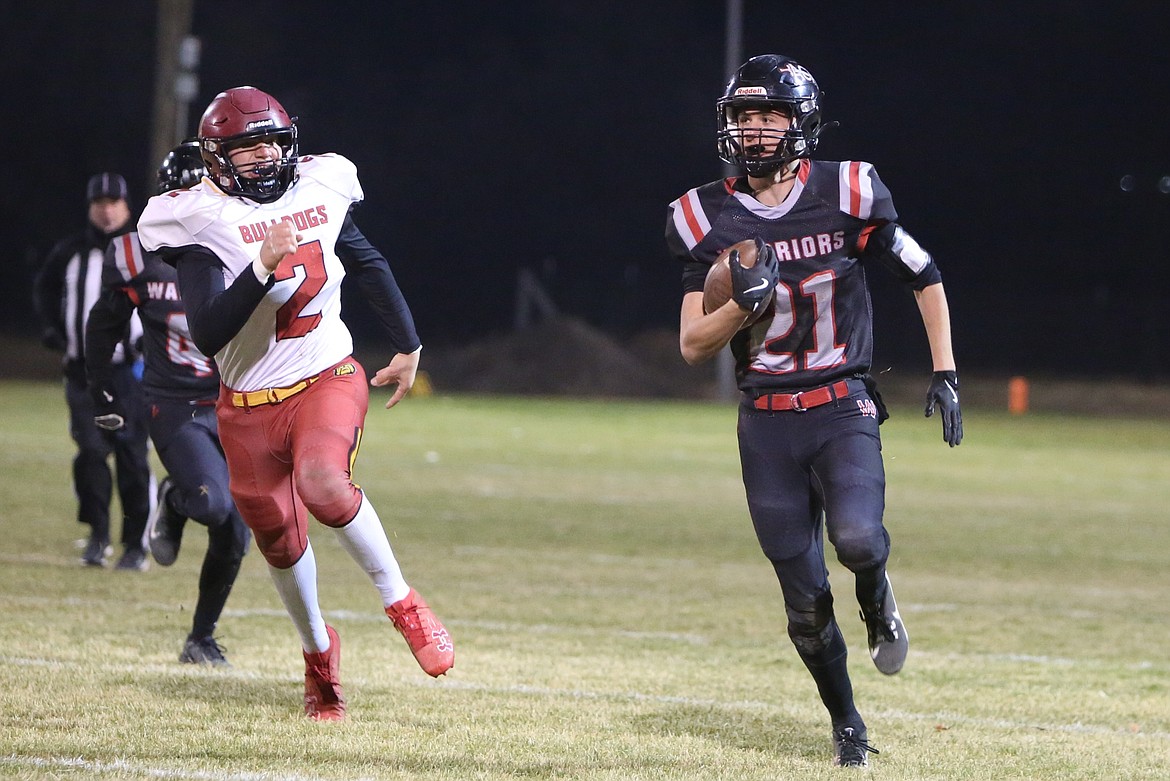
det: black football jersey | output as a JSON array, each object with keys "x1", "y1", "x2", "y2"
[
  {"x1": 666, "y1": 159, "x2": 941, "y2": 393},
  {"x1": 103, "y1": 232, "x2": 219, "y2": 399}
]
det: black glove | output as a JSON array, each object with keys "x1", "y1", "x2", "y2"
[
  {"x1": 92, "y1": 386, "x2": 127, "y2": 432},
  {"x1": 729, "y1": 237, "x2": 780, "y2": 314},
  {"x1": 924, "y1": 370, "x2": 963, "y2": 447},
  {"x1": 41, "y1": 327, "x2": 65, "y2": 351}
]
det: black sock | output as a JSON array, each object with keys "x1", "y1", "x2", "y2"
[
  {"x1": 854, "y1": 565, "x2": 887, "y2": 614},
  {"x1": 191, "y1": 551, "x2": 242, "y2": 639},
  {"x1": 795, "y1": 620, "x2": 863, "y2": 729}
]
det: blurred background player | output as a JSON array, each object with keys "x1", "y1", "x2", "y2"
[
  {"x1": 667, "y1": 54, "x2": 963, "y2": 767},
  {"x1": 33, "y1": 172, "x2": 153, "y2": 570},
  {"x1": 84, "y1": 142, "x2": 251, "y2": 666},
  {"x1": 138, "y1": 86, "x2": 454, "y2": 720}
]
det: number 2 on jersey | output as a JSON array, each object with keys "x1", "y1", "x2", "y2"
[{"x1": 273, "y1": 240, "x2": 327, "y2": 340}]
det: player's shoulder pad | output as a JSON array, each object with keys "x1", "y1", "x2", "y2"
[
  {"x1": 137, "y1": 184, "x2": 220, "y2": 252},
  {"x1": 667, "y1": 177, "x2": 735, "y2": 252},
  {"x1": 297, "y1": 153, "x2": 363, "y2": 203},
  {"x1": 107, "y1": 231, "x2": 149, "y2": 283},
  {"x1": 827, "y1": 160, "x2": 897, "y2": 222}
]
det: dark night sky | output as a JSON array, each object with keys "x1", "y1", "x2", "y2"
[{"x1": 4, "y1": 2, "x2": 1169, "y2": 377}]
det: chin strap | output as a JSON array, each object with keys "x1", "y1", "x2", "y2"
[{"x1": 772, "y1": 160, "x2": 801, "y2": 185}]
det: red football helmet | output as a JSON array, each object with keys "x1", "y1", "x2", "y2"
[{"x1": 198, "y1": 86, "x2": 299, "y2": 203}]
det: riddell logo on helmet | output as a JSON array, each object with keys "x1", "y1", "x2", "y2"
[
  {"x1": 735, "y1": 87, "x2": 768, "y2": 96},
  {"x1": 246, "y1": 119, "x2": 277, "y2": 131}
]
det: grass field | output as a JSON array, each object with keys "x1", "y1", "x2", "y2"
[{"x1": 1, "y1": 379, "x2": 1168, "y2": 780}]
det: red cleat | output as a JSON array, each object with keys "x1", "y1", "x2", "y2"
[
  {"x1": 303, "y1": 624, "x2": 346, "y2": 722},
  {"x1": 385, "y1": 589, "x2": 454, "y2": 677}
]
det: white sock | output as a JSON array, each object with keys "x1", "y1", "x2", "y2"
[
  {"x1": 268, "y1": 541, "x2": 331, "y2": 653},
  {"x1": 332, "y1": 493, "x2": 410, "y2": 607}
]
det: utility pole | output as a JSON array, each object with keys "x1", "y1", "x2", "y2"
[
  {"x1": 716, "y1": 0, "x2": 744, "y2": 400},
  {"x1": 149, "y1": 0, "x2": 197, "y2": 188}
]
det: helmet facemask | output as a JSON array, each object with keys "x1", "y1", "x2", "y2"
[
  {"x1": 203, "y1": 126, "x2": 299, "y2": 203},
  {"x1": 717, "y1": 97, "x2": 822, "y2": 176}
]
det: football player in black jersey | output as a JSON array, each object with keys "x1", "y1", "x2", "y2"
[
  {"x1": 666, "y1": 54, "x2": 963, "y2": 768},
  {"x1": 84, "y1": 142, "x2": 250, "y2": 667}
]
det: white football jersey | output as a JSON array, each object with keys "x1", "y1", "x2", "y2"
[{"x1": 138, "y1": 154, "x2": 362, "y2": 391}]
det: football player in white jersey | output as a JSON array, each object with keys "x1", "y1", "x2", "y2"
[{"x1": 138, "y1": 86, "x2": 453, "y2": 721}]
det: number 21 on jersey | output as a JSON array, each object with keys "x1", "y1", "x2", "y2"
[{"x1": 762, "y1": 270, "x2": 846, "y2": 373}]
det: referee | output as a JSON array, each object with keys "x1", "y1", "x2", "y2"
[{"x1": 33, "y1": 173, "x2": 153, "y2": 570}]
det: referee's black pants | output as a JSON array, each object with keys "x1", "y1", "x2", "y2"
[{"x1": 64, "y1": 363, "x2": 151, "y2": 547}]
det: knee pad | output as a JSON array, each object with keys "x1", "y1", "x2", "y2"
[
  {"x1": 786, "y1": 590, "x2": 837, "y2": 656},
  {"x1": 184, "y1": 488, "x2": 236, "y2": 528},
  {"x1": 835, "y1": 526, "x2": 890, "y2": 574},
  {"x1": 295, "y1": 462, "x2": 360, "y2": 527},
  {"x1": 251, "y1": 526, "x2": 304, "y2": 569},
  {"x1": 230, "y1": 494, "x2": 304, "y2": 569}
]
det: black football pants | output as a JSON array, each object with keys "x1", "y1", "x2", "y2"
[
  {"x1": 147, "y1": 396, "x2": 249, "y2": 553},
  {"x1": 737, "y1": 383, "x2": 890, "y2": 650},
  {"x1": 148, "y1": 396, "x2": 250, "y2": 638},
  {"x1": 65, "y1": 365, "x2": 151, "y2": 547}
]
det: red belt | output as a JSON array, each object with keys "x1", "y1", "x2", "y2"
[{"x1": 752, "y1": 380, "x2": 853, "y2": 412}]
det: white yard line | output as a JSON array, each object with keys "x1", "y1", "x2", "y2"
[{"x1": 0, "y1": 754, "x2": 367, "y2": 781}]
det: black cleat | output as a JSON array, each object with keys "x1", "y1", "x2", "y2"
[
  {"x1": 115, "y1": 546, "x2": 149, "y2": 572},
  {"x1": 81, "y1": 535, "x2": 111, "y2": 567},
  {"x1": 148, "y1": 477, "x2": 187, "y2": 566},
  {"x1": 861, "y1": 574, "x2": 909, "y2": 675},
  {"x1": 179, "y1": 635, "x2": 230, "y2": 667},
  {"x1": 832, "y1": 725, "x2": 879, "y2": 768}
]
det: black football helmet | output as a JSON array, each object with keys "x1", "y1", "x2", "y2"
[
  {"x1": 717, "y1": 54, "x2": 825, "y2": 176},
  {"x1": 156, "y1": 140, "x2": 207, "y2": 194},
  {"x1": 197, "y1": 86, "x2": 298, "y2": 203}
]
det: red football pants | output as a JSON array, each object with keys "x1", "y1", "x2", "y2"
[{"x1": 216, "y1": 357, "x2": 368, "y2": 569}]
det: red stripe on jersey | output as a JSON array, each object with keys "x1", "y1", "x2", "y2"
[
  {"x1": 798, "y1": 158, "x2": 811, "y2": 183},
  {"x1": 848, "y1": 161, "x2": 862, "y2": 217},
  {"x1": 723, "y1": 177, "x2": 738, "y2": 194},
  {"x1": 678, "y1": 191, "x2": 706, "y2": 245},
  {"x1": 120, "y1": 233, "x2": 142, "y2": 277},
  {"x1": 857, "y1": 222, "x2": 880, "y2": 253},
  {"x1": 126, "y1": 287, "x2": 142, "y2": 305}
]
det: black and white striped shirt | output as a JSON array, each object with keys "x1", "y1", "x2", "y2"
[{"x1": 34, "y1": 222, "x2": 142, "y2": 367}]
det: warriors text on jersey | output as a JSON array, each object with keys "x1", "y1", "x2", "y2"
[
  {"x1": 138, "y1": 154, "x2": 369, "y2": 391},
  {"x1": 665, "y1": 159, "x2": 942, "y2": 393},
  {"x1": 103, "y1": 232, "x2": 218, "y2": 399}
]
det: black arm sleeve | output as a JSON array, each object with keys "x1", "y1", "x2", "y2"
[
  {"x1": 166, "y1": 245, "x2": 272, "y2": 357},
  {"x1": 859, "y1": 221, "x2": 943, "y2": 291},
  {"x1": 84, "y1": 284, "x2": 134, "y2": 398},
  {"x1": 334, "y1": 211, "x2": 421, "y2": 353}
]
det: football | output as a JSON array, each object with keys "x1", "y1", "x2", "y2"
[{"x1": 702, "y1": 239, "x2": 774, "y2": 327}]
